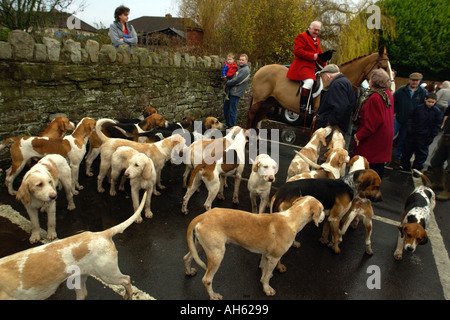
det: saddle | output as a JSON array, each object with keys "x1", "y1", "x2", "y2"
[{"x1": 296, "y1": 71, "x2": 323, "y2": 114}]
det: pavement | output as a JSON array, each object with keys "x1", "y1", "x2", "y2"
[{"x1": 0, "y1": 122, "x2": 449, "y2": 304}]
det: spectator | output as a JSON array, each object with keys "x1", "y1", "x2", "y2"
[
  {"x1": 223, "y1": 54, "x2": 250, "y2": 128},
  {"x1": 314, "y1": 64, "x2": 355, "y2": 134},
  {"x1": 436, "y1": 81, "x2": 450, "y2": 114},
  {"x1": 110, "y1": 5, "x2": 138, "y2": 53},
  {"x1": 428, "y1": 105, "x2": 450, "y2": 200},
  {"x1": 286, "y1": 21, "x2": 334, "y2": 111},
  {"x1": 222, "y1": 54, "x2": 238, "y2": 100},
  {"x1": 353, "y1": 69, "x2": 394, "y2": 179},
  {"x1": 392, "y1": 72, "x2": 427, "y2": 164},
  {"x1": 400, "y1": 93, "x2": 443, "y2": 172}
]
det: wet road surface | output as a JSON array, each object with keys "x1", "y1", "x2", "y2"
[{"x1": 1, "y1": 126, "x2": 449, "y2": 303}]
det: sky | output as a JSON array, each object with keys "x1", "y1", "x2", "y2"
[{"x1": 67, "y1": 0, "x2": 180, "y2": 28}]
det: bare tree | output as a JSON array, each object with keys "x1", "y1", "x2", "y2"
[{"x1": 0, "y1": 0, "x2": 85, "y2": 31}]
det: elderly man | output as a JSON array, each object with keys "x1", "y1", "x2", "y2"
[
  {"x1": 287, "y1": 21, "x2": 334, "y2": 110},
  {"x1": 314, "y1": 64, "x2": 355, "y2": 135},
  {"x1": 392, "y1": 72, "x2": 428, "y2": 164}
]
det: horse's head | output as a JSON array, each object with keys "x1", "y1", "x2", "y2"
[
  {"x1": 377, "y1": 46, "x2": 389, "y2": 71},
  {"x1": 377, "y1": 46, "x2": 389, "y2": 69},
  {"x1": 377, "y1": 46, "x2": 395, "y2": 91}
]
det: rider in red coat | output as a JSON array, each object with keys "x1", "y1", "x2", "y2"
[{"x1": 287, "y1": 21, "x2": 334, "y2": 110}]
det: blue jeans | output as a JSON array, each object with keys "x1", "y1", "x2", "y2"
[
  {"x1": 223, "y1": 95, "x2": 240, "y2": 127},
  {"x1": 393, "y1": 117, "x2": 407, "y2": 160}
]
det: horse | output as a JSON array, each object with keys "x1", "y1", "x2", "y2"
[{"x1": 246, "y1": 46, "x2": 394, "y2": 129}]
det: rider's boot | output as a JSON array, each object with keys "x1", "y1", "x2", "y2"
[{"x1": 300, "y1": 89, "x2": 310, "y2": 112}]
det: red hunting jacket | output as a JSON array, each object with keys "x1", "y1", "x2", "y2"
[{"x1": 287, "y1": 31, "x2": 326, "y2": 81}]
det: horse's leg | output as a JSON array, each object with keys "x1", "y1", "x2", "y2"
[
  {"x1": 246, "y1": 99, "x2": 279, "y2": 129},
  {"x1": 246, "y1": 100, "x2": 263, "y2": 128}
]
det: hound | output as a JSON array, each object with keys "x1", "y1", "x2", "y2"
[
  {"x1": 394, "y1": 170, "x2": 435, "y2": 260},
  {"x1": 286, "y1": 126, "x2": 332, "y2": 181},
  {"x1": 95, "y1": 119, "x2": 185, "y2": 195},
  {"x1": 85, "y1": 113, "x2": 168, "y2": 176},
  {"x1": 110, "y1": 146, "x2": 156, "y2": 222},
  {"x1": 247, "y1": 154, "x2": 278, "y2": 213},
  {"x1": 4, "y1": 117, "x2": 96, "y2": 195},
  {"x1": 181, "y1": 128, "x2": 248, "y2": 215},
  {"x1": 16, "y1": 154, "x2": 76, "y2": 243},
  {"x1": 0, "y1": 192, "x2": 147, "y2": 300},
  {"x1": 183, "y1": 196, "x2": 324, "y2": 300},
  {"x1": 271, "y1": 169, "x2": 382, "y2": 254},
  {"x1": 0, "y1": 116, "x2": 74, "y2": 150}
]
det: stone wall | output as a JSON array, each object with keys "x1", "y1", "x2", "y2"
[{"x1": 0, "y1": 30, "x2": 257, "y2": 165}]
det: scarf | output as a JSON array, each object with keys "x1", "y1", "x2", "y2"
[{"x1": 352, "y1": 88, "x2": 391, "y2": 123}]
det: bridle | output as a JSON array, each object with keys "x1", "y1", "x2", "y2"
[{"x1": 360, "y1": 55, "x2": 392, "y2": 85}]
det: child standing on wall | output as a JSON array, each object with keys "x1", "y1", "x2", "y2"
[{"x1": 222, "y1": 54, "x2": 238, "y2": 100}]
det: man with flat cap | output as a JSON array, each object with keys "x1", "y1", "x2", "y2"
[
  {"x1": 392, "y1": 72, "x2": 428, "y2": 164},
  {"x1": 314, "y1": 64, "x2": 355, "y2": 137}
]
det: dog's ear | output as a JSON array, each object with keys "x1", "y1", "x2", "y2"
[
  {"x1": 142, "y1": 159, "x2": 153, "y2": 180},
  {"x1": 313, "y1": 209, "x2": 322, "y2": 227},
  {"x1": 398, "y1": 225, "x2": 405, "y2": 238},
  {"x1": 252, "y1": 160, "x2": 259, "y2": 173},
  {"x1": 418, "y1": 234, "x2": 428, "y2": 245},
  {"x1": 16, "y1": 180, "x2": 31, "y2": 204}
]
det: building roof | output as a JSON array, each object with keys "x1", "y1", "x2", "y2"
[
  {"x1": 129, "y1": 15, "x2": 201, "y2": 38},
  {"x1": 43, "y1": 11, "x2": 98, "y2": 33}
]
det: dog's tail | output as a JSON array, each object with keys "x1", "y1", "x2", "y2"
[
  {"x1": 106, "y1": 191, "x2": 147, "y2": 237},
  {"x1": 186, "y1": 218, "x2": 207, "y2": 270},
  {"x1": 114, "y1": 126, "x2": 138, "y2": 138},
  {"x1": 187, "y1": 163, "x2": 206, "y2": 188},
  {"x1": 412, "y1": 169, "x2": 432, "y2": 188},
  {"x1": 0, "y1": 137, "x2": 21, "y2": 151},
  {"x1": 95, "y1": 118, "x2": 116, "y2": 142},
  {"x1": 294, "y1": 150, "x2": 321, "y2": 169}
]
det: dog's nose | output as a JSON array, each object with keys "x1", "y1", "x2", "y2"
[
  {"x1": 268, "y1": 176, "x2": 275, "y2": 182},
  {"x1": 49, "y1": 193, "x2": 57, "y2": 200},
  {"x1": 406, "y1": 246, "x2": 414, "y2": 252}
]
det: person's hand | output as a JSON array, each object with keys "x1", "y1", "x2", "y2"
[
  {"x1": 119, "y1": 38, "x2": 123, "y2": 41},
  {"x1": 354, "y1": 134, "x2": 359, "y2": 147},
  {"x1": 313, "y1": 54, "x2": 318, "y2": 61}
]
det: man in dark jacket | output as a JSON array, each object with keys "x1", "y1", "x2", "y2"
[
  {"x1": 393, "y1": 72, "x2": 427, "y2": 162},
  {"x1": 314, "y1": 64, "x2": 355, "y2": 133},
  {"x1": 401, "y1": 93, "x2": 442, "y2": 172}
]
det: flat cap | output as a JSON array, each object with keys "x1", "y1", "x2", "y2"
[
  {"x1": 409, "y1": 72, "x2": 423, "y2": 80},
  {"x1": 321, "y1": 64, "x2": 340, "y2": 73}
]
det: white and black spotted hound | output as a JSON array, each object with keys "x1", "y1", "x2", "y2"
[{"x1": 394, "y1": 185, "x2": 435, "y2": 260}]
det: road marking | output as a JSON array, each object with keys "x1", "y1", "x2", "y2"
[
  {"x1": 0, "y1": 204, "x2": 155, "y2": 300},
  {"x1": 372, "y1": 214, "x2": 398, "y2": 226},
  {"x1": 428, "y1": 211, "x2": 450, "y2": 300}
]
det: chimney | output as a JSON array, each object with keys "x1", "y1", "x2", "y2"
[{"x1": 165, "y1": 13, "x2": 172, "y2": 18}]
